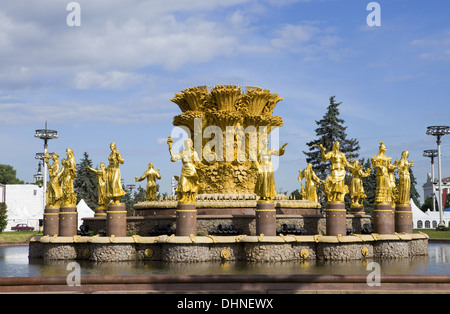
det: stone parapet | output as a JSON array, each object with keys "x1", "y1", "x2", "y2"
[{"x1": 29, "y1": 233, "x2": 428, "y2": 262}]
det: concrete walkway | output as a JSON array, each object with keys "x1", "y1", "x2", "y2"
[{"x1": 1, "y1": 274, "x2": 450, "y2": 294}]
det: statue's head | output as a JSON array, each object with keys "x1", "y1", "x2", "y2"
[
  {"x1": 184, "y1": 138, "x2": 193, "y2": 150},
  {"x1": 401, "y1": 150, "x2": 409, "y2": 159},
  {"x1": 379, "y1": 142, "x2": 386, "y2": 154},
  {"x1": 333, "y1": 141, "x2": 340, "y2": 151},
  {"x1": 110, "y1": 142, "x2": 117, "y2": 151},
  {"x1": 149, "y1": 162, "x2": 154, "y2": 169}
]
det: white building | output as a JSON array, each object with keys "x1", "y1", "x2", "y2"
[
  {"x1": 5, "y1": 184, "x2": 44, "y2": 231},
  {"x1": 0, "y1": 184, "x2": 5, "y2": 203},
  {"x1": 4, "y1": 184, "x2": 95, "y2": 231}
]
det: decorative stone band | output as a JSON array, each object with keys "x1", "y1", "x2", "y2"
[
  {"x1": 106, "y1": 211, "x2": 127, "y2": 214},
  {"x1": 59, "y1": 212, "x2": 78, "y2": 215},
  {"x1": 175, "y1": 210, "x2": 197, "y2": 213},
  {"x1": 44, "y1": 213, "x2": 59, "y2": 216},
  {"x1": 395, "y1": 210, "x2": 412, "y2": 213},
  {"x1": 373, "y1": 209, "x2": 394, "y2": 213},
  {"x1": 255, "y1": 209, "x2": 276, "y2": 212},
  {"x1": 326, "y1": 208, "x2": 347, "y2": 212}
]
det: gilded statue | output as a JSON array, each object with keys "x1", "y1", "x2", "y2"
[
  {"x1": 44, "y1": 152, "x2": 62, "y2": 208},
  {"x1": 135, "y1": 162, "x2": 161, "y2": 201},
  {"x1": 348, "y1": 159, "x2": 371, "y2": 208},
  {"x1": 397, "y1": 150, "x2": 414, "y2": 206},
  {"x1": 371, "y1": 142, "x2": 398, "y2": 205},
  {"x1": 61, "y1": 148, "x2": 77, "y2": 207},
  {"x1": 298, "y1": 163, "x2": 323, "y2": 203},
  {"x1": 168, "y1": 137, "x2": 202, "y2": 204},
  {"x1": 107, "y1": 142, "x2": 126, "y2": 204},
  {"x1": 254, "y1": 138, "x2": 287, "y2": 201},
  {"x1": 87, "y1": 162, "x2": 108, "y2": 209},
  {"x1": 314, "y1": 141, "x2": 349, "y2": 203}
]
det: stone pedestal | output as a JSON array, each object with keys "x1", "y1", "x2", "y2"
[
  {"x1": 326, "y1": 203, "x2": 346, "y2": 236},
  {"x1": 43, "y1": 206, "x2": 59, "y2": 236},
  {"x1": 106, "y1": 203, "x2": 127, "y2": 237},
  {"x1": 350, "y1": 206, "x2": 365, "y2": 215},
  {"x1": 395, "y1": 205, "x2": 413, "y2": 233},
  {"x1": 59, "y1": 206, "x2": 78, "y2": 236},
  {"x1": 176, "y1": 204, "x2": 197, "y2": 236},
  {"x1": 373, "y1": 204, "x2": 395, "y2": 234},
  {"x1": 255, "y1": 201, "x2": 276, "y2": 236},
  {"x1": 95, "y1": 206, "x2": 107, "y2": 217}
]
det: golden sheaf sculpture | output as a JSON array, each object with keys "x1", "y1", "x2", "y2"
[{"x1": 170, "y1": 85, "x2": 284, "y2": 195}]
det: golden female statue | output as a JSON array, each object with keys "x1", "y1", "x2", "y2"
[
  {"x1": 168, "y1": 137, "x2": 201, "y2": 204},
  {"x1": 44, "y1": 152, "x2": 62, "y2": 208},
  {"x1": 348, "y1": 159, "x2": 371, "y2": 208},
  {"x1": 87, "y1": 162, "x2": 108, "y2": 208},
  {"x1": 397, "y1": 150, "x2": 414, "y2": 206},
  {"x1": 254, "y1": 139, "x2": 287, "y2": 201},
  {"x1": 135, "y1": 162, "x2": 161, "y2": 201},
  {"x1": 314, "y1": 141, "x2": 349, "y2": 203},
  {"x1": 298, "y1": 163, "x2": 323, "y2": 203},
  {"x1": 371, "y1": 142, "x2": 397, "y2": 205},
  {"x1": 61, "y1": 148, "x2": 77, "y2": 207},
  {"x1": 107, "y1": 142, "x2": 126, "y2": 204}
]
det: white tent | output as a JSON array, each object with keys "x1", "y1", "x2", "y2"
[
  {"x1": 76, "y1": 199, "x2": 95, "y2": 227},
  {"x1": 412, "y1": 198, "x2": 450, "y2": 228}
]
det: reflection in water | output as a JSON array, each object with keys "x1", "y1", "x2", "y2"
[{"x1": 0, "y1": 243, "x2": 449, "y2": 277}]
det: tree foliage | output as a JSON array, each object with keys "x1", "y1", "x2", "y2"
[
  {"x1": 303, "y1": 96, "x2": 360, "y2": 207},
  {"x1": 0, "y1": 202, "x2": 8, "y2": 232},
  {"x1": 0, "y1": 164, "x2": 24, "y2": 184},
  {"x1": 74, "y1": 152, "x2": 97, "y2": 211}
]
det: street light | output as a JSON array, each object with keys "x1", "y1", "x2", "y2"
[
  {"x1": 423, "y1": 149, "x2": 438, "y2": 211},
  {"x1": 426, "y1": 126, "x2": 450, "y2": 227},
  {"x1": 35, "y1": 122, "x2": 58, "y2": 208}
]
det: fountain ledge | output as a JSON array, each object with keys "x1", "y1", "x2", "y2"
[{"x1": 29, "y1": 233, "x2": 428, "y2": 262}]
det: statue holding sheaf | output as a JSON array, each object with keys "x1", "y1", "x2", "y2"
[
  {"x1": 298, "y1": 163, "x2": 323, "y2": 203},
  {"x1": 44, "y1": 152, "x2": 63, "y2": 208},
  {"x1": 87, "y1": 162, "x2": 108, "y2": 209},
  {"x1": 167, "y1": 137, "x2": 203, "y2": 204},
  {"x1": 135, "y1": 162, "x2": 161, "y2": 201},
  {"x1": 397, "y1": 150, "x2": 414, "y2": 206},
  {"x1": 348, "y1": 159, "x2": 371, "y2": 208},
  {"x1": 314, "y1": 141, "x2": 349, "y2": 204},
  {"x1": 61, "y1": 148, "x2": 77, "y2": 207}
]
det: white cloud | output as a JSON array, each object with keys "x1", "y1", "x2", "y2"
[
  {"x1": 74, "y1": 71, "x2": 145, "y2": 90},
  {"x1": 270, "y1": 22, "x2": 341, "y2": 59}
]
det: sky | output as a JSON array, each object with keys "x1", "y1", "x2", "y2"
[{"x1": 1, "y1": 0, "x2": 450, "y2": 201}]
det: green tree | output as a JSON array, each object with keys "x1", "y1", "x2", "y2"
[
  {"x1": 0, "y1": 202, "x2": 8, "y2": 232},
  {"x1": 303, "y1": 96, "x2": 360, "y2": 207},
  {"x1": 0, "y1": 164, "x2": 24, "y2": 184},
  {"x1": 361, "y1": 158, "x2": 376, "y2": 213},
  {"x1": 74, "y1": 152, "x2": 97, "y2": 211}
]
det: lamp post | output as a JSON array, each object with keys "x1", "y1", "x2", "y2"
[
  {"x1": 426, "y1": 126, "x2": 450, "y2": 227},
  {"x1": 34, "y1": 122, "x2": 58, "y2": 208},
  {"x1": 423, "y1": 149, "x2": 438, "y2": 212}
]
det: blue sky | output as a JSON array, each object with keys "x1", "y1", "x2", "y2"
[{"x1": 1, "y1": 0, "x2": 450, "y2": 201}]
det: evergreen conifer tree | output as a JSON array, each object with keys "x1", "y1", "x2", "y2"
[
  {"x1": 303, "y1": 96, "x2": 360, "y2": 207},
  {"x1": 74, "y1": 152, "x2": 97, "y2": 211}
]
